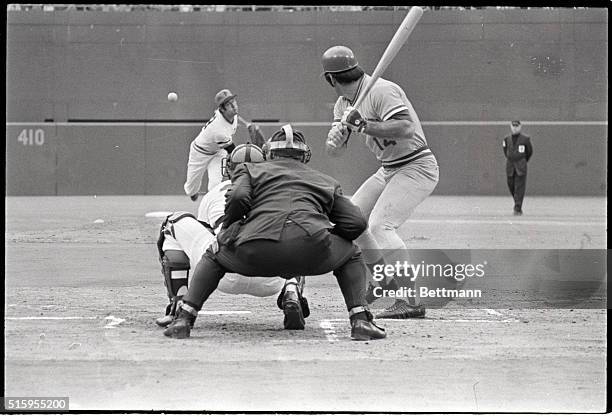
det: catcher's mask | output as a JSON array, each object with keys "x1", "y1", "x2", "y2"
[
  {"x1": 221, "y1": 143, "x2": 265, "y2": 178},
  {"x1": 263, "y1": 124, "x2": 311, "y2": 164}
]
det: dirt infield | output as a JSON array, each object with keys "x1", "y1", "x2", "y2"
[{"x1": 4, "y1": 195, "x2": 607, "y2": 412}]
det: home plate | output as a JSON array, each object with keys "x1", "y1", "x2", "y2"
[{"x1": 145, "y1": 211, "x2": 173, "y2": 218}]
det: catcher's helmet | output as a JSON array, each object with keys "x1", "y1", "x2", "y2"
[
  {"x1": 221, "y1": 143, "x2": 265, "y2": 177},
  {"x1": 263, "y1": 124, "x2": 311, "y2": 164},
  {"x1": 321, "y1": 46, "x2": 359, "y2": 74},
  {"x1": 215, "y1": 89, "x2": 237, "y2": 108}
]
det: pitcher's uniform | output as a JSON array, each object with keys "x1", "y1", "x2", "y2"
[
  {"x1": 184, "y1": 109, "x2": 237, "y2": 195},
  {"x1": 333, "y1": 75, "x2": 439, "y2": 250}
]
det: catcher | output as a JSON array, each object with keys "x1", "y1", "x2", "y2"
[{"x1": 158, "y1": 143, "x2": 309, "y2": 330}]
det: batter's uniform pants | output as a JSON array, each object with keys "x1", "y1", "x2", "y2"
[
  {"x1": 351, "y1": 154, "x2": 439, "y2": 250},
  {"x1": 507, "y1": 172, "x2": 527, "y2": 211},
  {"x1": 183, "y1": 221, "x2": 368, "y2": 311},
  {"x1": 183, "y1": 142, "x2": 227, "y2": 196}
]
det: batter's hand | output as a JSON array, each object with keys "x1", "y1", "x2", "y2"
[
  {"x1": 341, "y1": 106, "x2": 366, "y2": 133},
  {"x1": 326, "y1": 122, "x2": 349, "y2": 148}
]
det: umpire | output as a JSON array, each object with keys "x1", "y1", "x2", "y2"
[
  {"x1": 502, "y1": 120, "x2": 533, "y2": 215},
  {"x1": 164, "y1": 124, "x2": 386, "y2": 341}
]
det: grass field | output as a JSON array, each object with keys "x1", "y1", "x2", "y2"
[{"x1": 3, "y1": 195, "x2": 607, "y2": 412}]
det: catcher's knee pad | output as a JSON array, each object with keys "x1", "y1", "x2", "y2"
[{"x1": 161, "y1": 250, "x2": 190, "y2": 300}]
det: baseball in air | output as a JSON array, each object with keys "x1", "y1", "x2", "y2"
[{"x1": 167, "y1": 92, "x2": 178, "y2": 102}]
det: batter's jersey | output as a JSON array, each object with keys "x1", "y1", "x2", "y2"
[
  {"x1": 333, "y1": 74, "x2": 432, "y2": 168},
  {"x1": 197, "y1": 180, "x2": 232, "y2": 228},
  {"x1": 192, "y1": 109, "x2": 238, "y2": 155}
]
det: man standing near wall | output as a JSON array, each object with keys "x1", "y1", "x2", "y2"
[
  {"x1": 183, "y1": 89, "x2": 239, "y2": 201},
  {"x1": 321, "y1": 45, "x2": 439, "y2": 320},
  {"x1": 502, "y1": 120, "x2": 533, "y2": 215}
]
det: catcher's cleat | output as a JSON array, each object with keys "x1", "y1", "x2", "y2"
[
  {"x1": 281, "y1": 286, "x2": 305, "y2": 330},
  {"x1": 163, "y1": 305, "x2": 197, "y2": 339},
  {"x1": 350, "y1": 308, "x2": 386, "y2": 341},
  {"x1": 155, "y1": 294, "x2": 186, "y2": 328},
  {"x1": 155, "y1": 314, "x2": 174, "y2": 328},
  {"x1": 277, "y1": 277, "x2": 310, "y2": 319},
  {"x1": 376, "y1": 299, "x2": 426, "y2": 319},
  {"x1": 155, "y1": 302, "x2": 174, "y2": 327}
]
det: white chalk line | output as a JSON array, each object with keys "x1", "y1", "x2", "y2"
[
  {"x1": 483, "y1": 308, "x2": 503, "y2": 316},
  {"x1": 319, "y1": 319, "x2": 342, "y2": 342},
  {"x1": 5, "y1": 316, "x2": 99, "y2": 320},
  {"x1": 407, "y1": 219, "x2": 604, "y2": 226},
  {"x1": 198, "y1": 310, "x2": 252, "y2": 315}
]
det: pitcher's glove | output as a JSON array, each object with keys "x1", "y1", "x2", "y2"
[{"x1": 247, "y1": 123, "x2": 266, "y2": 148}]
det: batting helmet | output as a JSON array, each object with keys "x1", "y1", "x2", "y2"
[
  {"x1": 215, "y1": 89, "x2": 237, "y2": 108},
  {"x1": 222, "y1": 143, "x2": 265, "y2": 177},
  {"x1": 321, "y1": 46, "x2": 359, "y2": 74},
  {"x1": 263, "y1": 124, "x2": 311, "y2": 164}
]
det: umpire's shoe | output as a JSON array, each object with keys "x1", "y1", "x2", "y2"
[
  {"x1": 163, "y1": 304, "x2": 197, "y2": 339},
  {"x1": 376, "y1": 299, "x2": 426, "y2": 319},
  {"x1": 350, "y1": 307, "x2": 386, "y2": 341}
]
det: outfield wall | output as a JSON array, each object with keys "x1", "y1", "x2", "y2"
[
  {"x1": 5, "y1": 9, "x2": 608, "y2": 195},
  {"x1": 6, "y1": 122, "x2": 606, "y2": 196}
]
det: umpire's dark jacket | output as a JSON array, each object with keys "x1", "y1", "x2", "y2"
[
  {"x1": 503, "y1": 133, "x2": 533, "y2": 176},
  {"x1": 220, "y1": 158, "x2": 366, "y2": 247}
]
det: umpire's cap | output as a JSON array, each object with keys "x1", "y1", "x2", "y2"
[
  {"x1": 321, "y1": 46, "x2": 359, "y2": 74},
  {"x1": 215, "y1": 89, "x2": 237, "y2": 108}
]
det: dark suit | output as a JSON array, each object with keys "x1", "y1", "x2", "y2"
[
  {"x1": 503, "y1": 133, "x2": 533, "y2": 211},
  {"x1": 182, "y1": 157, "x2": 369, "y2": 312}
]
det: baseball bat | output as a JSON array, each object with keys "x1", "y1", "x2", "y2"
[
  {"x1": 237, "y1": 115, "x2": 250, "y2": 127},
  {"x1": 352, "y1": 6, "x2": 424, "y2": 111}
]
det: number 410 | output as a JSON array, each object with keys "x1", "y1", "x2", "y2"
[{"x1": 18, "y1": 129, "x2": 45, "y2": 146}]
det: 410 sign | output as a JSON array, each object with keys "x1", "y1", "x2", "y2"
[{"x1": 17, "y1": 129, "x2": 45, "y2": 146}]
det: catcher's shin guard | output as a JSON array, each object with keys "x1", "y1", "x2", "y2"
[
  {"x1": 161, "y1": 250, "x2": 190, "y2": 299},
  {"x1": 155, "y1": 250, "x2": 190, "y2": 327}
]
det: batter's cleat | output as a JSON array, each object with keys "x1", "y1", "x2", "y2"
[
  {"x1": 281, "y1": 286, "x2": 305, "y2": 330},
  {"x1": 190, "y1": 194, "x2": 199, "y2": 202},
  {"x1": 163, "y1": 305, "x2": 197, "y2": 339},
  {"x1": 376, "y1": 299, "x2": 426, "y2": 319},
  {"x1": 350, "y1": 310, "x2": 386, "y2": 341}
]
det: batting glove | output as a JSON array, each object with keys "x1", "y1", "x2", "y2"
[
  {"x1": 341, "y1": 106, "x2": 366, "y2": 133},
  {"x1": 326, "y1": 122, "x2": 349, "y2": 148}
]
